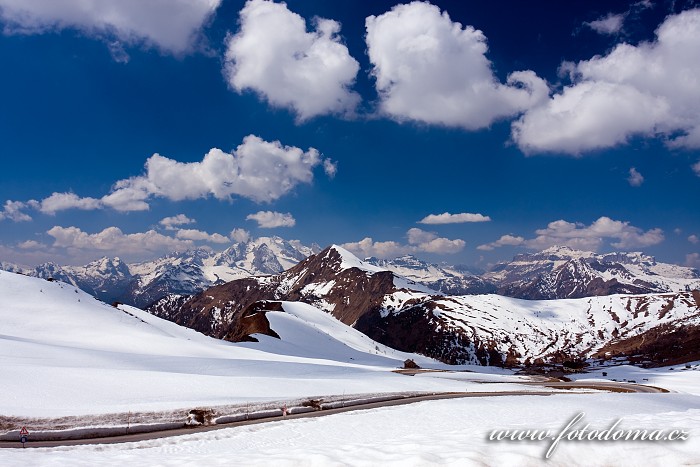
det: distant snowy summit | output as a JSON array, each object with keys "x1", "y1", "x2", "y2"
[
  {"x1": 2, "y1": 236, "x2": 319, "y2": 308},
  {"x1": 485, "y1": 245, "x2": 700, "y2": 299},
  {"x1": 1, "y1": 240, "x2": 698, "y2": 307}
]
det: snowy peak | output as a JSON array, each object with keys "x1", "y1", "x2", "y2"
[
  {"x1": 330, "y1": 245, "x2": 386, "y2": 274},
  {"x1": 486, "y1": 245, "x2": 700, "y2": 299},
  {"x1": 365, "y1": 254, "x2": 495, "y2": 295}
]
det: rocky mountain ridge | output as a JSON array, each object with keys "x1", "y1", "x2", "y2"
[
  {"x1": 2, "y1": 242, "x2": 698, "y2": 306},
  {"x1": 147, "y1": 245, "x2": 700, "y2": 367}
]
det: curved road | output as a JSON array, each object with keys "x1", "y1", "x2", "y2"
[{"x1": 0, "y1": 380, "x2": 667, "y2": 449}]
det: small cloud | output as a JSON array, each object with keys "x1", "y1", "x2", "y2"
[
  {"x1": 0, "y1": 200, "x2": 32, "y2": 222},
  {"x1": 323, "y1": 159, "x2": 338, "y2": 178},
  {"x1": 674, "y1": 228, "x2": 683, "y2": 235},
  {"x1": 692, "y1": 160, "x2": 700, "y2": 177},
  {"x1": 627, "y1": 167, "x2": 644, "y2": 187},
  {"x1": 477, "y1": 234, "x2": 525, "y2": 251},
  {"x1": 246, "y1": 211, "x2": 296, "y2": 228},
  {"x1": 159, "y1": 214, "x2": 196, "y2": 230},
  {"x1": 17, "y1": 240, "x2": 47, "y2": 250},
  {"x1": 686, "y1": 252, "x2": 700, "y2": 268},
  {"x1": 342, "y1": 228, "x2": 465, "y2": 258},
  {"x1": 340, "y1": 238, "x2": 410, "y2": 258},
  {"x1": 689, "y1": 234, "x2": 699, "y2": 244},
  {"x1": 230, "y1": 228, "x2": 250, "y2": 243},
  {"x1": 419, "y1": 212, "x2": 491, "y2": 224},
  {"x1": 39, "y1": 192, "x2": 102, "y2": 214},
  {"x1": 585, "y1": 13, "x2": 625, "y2": 35},
  {"x1": 107, "y1": 41, "x2": 130, "y2": 64},
  {"x1": 175, "y1": 229, "x2": 230, "y2": 244}
]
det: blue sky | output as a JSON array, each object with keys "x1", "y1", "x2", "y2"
[{"x1": 0, "y1": 0, "x2": 699, "y2": 269}]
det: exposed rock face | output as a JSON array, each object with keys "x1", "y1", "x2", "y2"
[
  {"x1": 148, "y1": 245, "x2": 700, "y2": 367},
  {"x1": 148, "y1": 246, "x2": 397, "y2": 339}
]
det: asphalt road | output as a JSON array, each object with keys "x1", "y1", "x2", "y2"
[{"x1": 0, "y1": 379, "x2": 668, "y2": 449}]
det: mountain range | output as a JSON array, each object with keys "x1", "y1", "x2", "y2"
[
  {"x1": 147, "y1": 245, "x2": 700, "y2": 367},
  {"x1": 2, "y1": 239, "x2": 698, "y2": 308},
  {"x1": 1, "y1": 237, "x2": 318, "y2": 308}
]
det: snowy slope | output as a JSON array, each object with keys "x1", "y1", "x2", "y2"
[{"x1": 0, "y1": 270, "x2": 483, "y2": 418}]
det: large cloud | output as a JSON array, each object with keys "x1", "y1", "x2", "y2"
[
  {"x1": 224, "y1": 0, "x2": 360, "y2": 120},
  {"x1": 513, "y1": 8, "x2": 700, "y2": 154},
  {"x1": 105, "y1": 135, "x2": 324, "y2": 209},
  {"x1": 0, "y1": 0, "x2": 221, "y2": 56},
  {"x1": 47, "y1": 226, "x2": 193, "y2": 257},
  {"x1": 342, "y1": 228, "x2": 465, "y2": 258},
  {"x1": 365, "y1": 1, "x2": 548, "y2": 129},
  {"x1": 12, "y1": 135, "x2": 330, "y2": 216},
  {"x1": 246, "y1": 211, "x2": 296, "y2": 228},
  {"x1": 478, "y1": 216, "x2": 664, "y2": 252}
]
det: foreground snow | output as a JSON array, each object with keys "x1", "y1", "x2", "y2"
[
  {"x1": 2, "y1": 391, "x2": 699, "y2": 466},
  {"x1": 0, "y1": 271, "x2": 528, "y2": 419},
  {"x1": 2, "y1": 270, "x2": 699, "y2": 465}
]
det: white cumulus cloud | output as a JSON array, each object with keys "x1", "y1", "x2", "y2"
[
  {"x1": 419, "y1": 212, "x2": 491, "y2": 224},
  {"x1": 481, "y1": 217, "x2": 664, "y2": 252},
  {"x1": 340, "y1": 238, "x2": 411, "y2": 259},
  {"x1": 0, "y1": 0, "x2": 221, "y2": 56},
  {"x1": 342, "y1": 228, "x2": 465, "y2": 259},
  {"x1": 246, "y1": 211, "x2": 296, "y2": 228},
  {"x1": 224, "y1": 0, "x2": 360, "y2": 121},
  {"x1": 110, "y1": 135, "x2": 322, "y2": 206},
  {"x1": 175, "y1": 228, "x2": 230, "y2": 244},
  {"x1": 0, "y1": 200, "x2": 33, "y2": 222},
  {"x1": 585, "y1": 13, "x2": 625, "y2": 35},
  {"x1": 513, "y1": 8, "x2": 700, "y2": 154},
  {"x1": 365, "y1": 1, "x2": 548, "y2": 130},
  {"x1": 39, "y1": 192, "x2": 102, "y2": 215},
  {"x1": 477, "y1": 234, "x2": 525, "y2": 251},
  {"x1": 689, "y1": 235, "x2": 699, "y2": 245},
  {"x1": 159, "y1": 214, "x2": 196, "y2": 230},
  {"x1": 46, "y1": 226, "x2": 193, "y2": 258}
]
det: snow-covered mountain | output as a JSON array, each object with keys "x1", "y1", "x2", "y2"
[
  {"x1": 2, "y1": 237, "x2": 319, "y2": 308},
  {"x1": 149, "y1": 245, "x2": 700, "y2": 367},
  {"x1": 365, "y1": 255, "x2": 496, "y2": 295},
  {"x1": 2, "y1": 242, "x2": 698, "y2": 307},
  {"x1": 485, "y1": 245, "x2": 700, "y2": 299}
]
